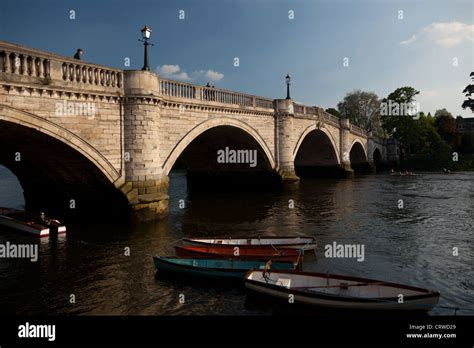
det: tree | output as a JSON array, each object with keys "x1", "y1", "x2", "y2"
[
  {"x1": 386, "y1": 87, "x2": 420, "y2": 105},
  {"x1": 411, "y1": 114, "x2": 443, "y2": 154},
  {"x1": 336, "y1": 90, "x2": 382, "y2": 131},
  {"x1": 403, "y1": 114, "x2": 453, "y2": 170},
  {"x1": 462, "y1": 72, "x2": 474, "y2": 112},
  {"x1": 381, "y1": 87, "x2": 420, "y2": 159},
  {"x1": 460, "y1": 132, "x2": 474, "y2": 153},
  {"x1": 325, "y1": 108, "x2": 341, "y2": 118},
  {"x1": 434, "y1": 109, "x2": 461, "y2": 149}
]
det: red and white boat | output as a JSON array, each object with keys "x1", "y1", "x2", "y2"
[
  {"x1": 0, "y1": 208, "x2": 66, "y2": 237},
  {"x1": 175, "y1": 245, "x2": 304, "y2": 264},
  {"x1": 183, "y1": 236, "x2": 317, "y2": 251}
]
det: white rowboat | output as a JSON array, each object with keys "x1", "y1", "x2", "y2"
[
  {"x1": 0, "y1": 208, "x2": 66, "y2": 238},
  {"x1": 245, "y1": 270, "x2": 440, "y2": 311},
  {"x1": 183, "y1": 236, "x2": 317, "y2": 251}
]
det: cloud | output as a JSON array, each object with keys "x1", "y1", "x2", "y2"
[
  {"x1": 423, "y1": 21, "x2": 474, "y2": 47},
  {"x1": 421, "y1": 90, "x2": 439, "y2": 97},
  {"x1": 156, "y1": 65, "x2": 190, "y2": 81},
  {"x1": 399, "y1": 35, "x2": 417, "y2": 45},
  {"x1": 156, "y1": 65, "x2": 224, "y2": 82},
  {"x1": 400, "y1": 21, "x2": 474, "y2": 47},
  {"x1": 202, "y1": 70, "x2": 224, "y2": 82}
]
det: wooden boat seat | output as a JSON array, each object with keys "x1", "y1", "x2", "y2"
[{"x1": 276, "y1": 278, "x2": 291, "y2": 289}]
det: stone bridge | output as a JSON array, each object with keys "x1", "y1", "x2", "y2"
[{"x1": 0, "y1": 41, "x2": 396, "y2": 220}]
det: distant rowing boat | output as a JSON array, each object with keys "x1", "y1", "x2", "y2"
[
  {"x1": 245, "y1": 270, "x2": 439, "y2": 311},
  {"x1": 153, "y1": 256, "x2": 296, "y2": 280},
  {"x1": 183, "y1": 236, "x2": 317, "y2": 250},
  {"x1": 175, "y1": 245, "x2": 303, "y2": 264},
  {"x1": 0, "y1": 208, "x2": 66, "y2": 237},
  {"x1": 390, "y1": 172, "x2": 421, "y2": 176}
]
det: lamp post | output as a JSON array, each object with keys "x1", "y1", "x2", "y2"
[
  {"x1": 139, "y1": 25, "x2": 153, "y2": 71},
  {"x1": 285, "y1": 74, "x2": 291, "y2": 99}
]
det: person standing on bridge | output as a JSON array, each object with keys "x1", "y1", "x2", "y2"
[
  {"x1": 204, "y1": 82, "x2": 210, "y2": 100},
  {"x1": 73, "y1": 48, "x2": 83, "y2": 60}
]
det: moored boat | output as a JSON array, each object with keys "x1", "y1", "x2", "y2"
[
  {"x1": 0, "y1": 208, "x2": 66, "y2": 237},
  {"x1": 244, "y1": 270, "x2": 440, "y2": 311},
  {"x1": 183, "y1": 236, "x2": 317, "y2": 250},
  {"x1": 175, "y1": 245, "x2": 303, "y2": 264},
  {"x1": 153, "y1": 256, "x2": 296, "y2": 280}
]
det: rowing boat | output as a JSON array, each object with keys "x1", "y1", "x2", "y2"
[
  {"x1": 244, "y1": 270, "x2": 439, "y2": 311},
  {"x1": 183, "y1": 236, "x2": 317, "y2": 250},
  {"x1": 0, "y1": 208, "x2": 66, "y2": 237},
  {"x1": 175, "y1": 245, "x2": 303, "y2": 264},
  {"x1": 153, "y1": 256, "x2": 296, "y2": 280}
]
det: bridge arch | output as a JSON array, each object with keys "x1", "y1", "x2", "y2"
[
  {"x1": 349, "y1": 139, "x2": 370, "y2": 173},
  {"x1": 0, "y1": 105, "x2": 127, "y2": 219},
  {"x1": 162, "y1": 117, "x2": 276, "y2": 176},
  {"x1": 293, "y1": 125, "x2": 340, "y2": 163},
  {"x1": 372, "y1": 146, "x2": 383, "y2": 169},
  {"x1": 349, "y1": 139, "x2": 368, "y2": 162},
  {"x1": 0, "y1": 105, "x2": 120, "y2": 183},
  {"x1": 293, "y1": 125, "x2": 341, "y2": 177}
]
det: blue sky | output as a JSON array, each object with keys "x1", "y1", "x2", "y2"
[{"x1": 1, "y1": 0, "x2": 473, "y2": 116}]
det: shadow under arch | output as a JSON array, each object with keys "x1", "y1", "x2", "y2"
[
  {"x1": 349, "y1": 140, "x2": 370, "y2": 174},
  {"x1": 0, "y1": 107, "x2": 128, "y2": 221},
  {"x1": 373, "y1": 147, "x2": 385, "y2": 171},
  {"x1": 164, "y1": 118, "x2": 280, "y2": 192},
  {"x1": 162, "y1": 117, "x2": 276, "y2": 176},
  {"x1": 293, "y1": 127, "x2": 342, "y2": 178}
]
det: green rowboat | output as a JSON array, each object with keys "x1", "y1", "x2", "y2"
[{"x1": 153, "y1": 256, "x2": 296, "y2": 280}]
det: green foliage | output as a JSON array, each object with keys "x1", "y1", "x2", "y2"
[
  {"x1": 452, "y1": 154, "x2": 474, "y2": 171},
  {"x1": 381, "y1": 87, "x2": 421, "y2": 160},
  {"x1": 325, "y1": 108, "x2": 341, "y2": 118},
  {"x1": 386, "y1": 86, "x2": 420, "y2": 105},
  {"x1": 410, "y1": 114, "x2": 442, "y2": 154},
  {"x1": 460, "y1": 132, "x2": 474, "y2": 153},
  {"x1": 434, "y1": 110, "x2": 462, "y2": 150},
  {"x1": 462, "y1": 72, "x2": 474, "y2": 112}
]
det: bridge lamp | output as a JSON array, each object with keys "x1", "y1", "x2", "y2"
[
  {"x1": 285, "y1": 74, "x2": 291, "y2": 99},
  {"x1": 139, "y1": 25, "x2": 153, "y2": 71}
]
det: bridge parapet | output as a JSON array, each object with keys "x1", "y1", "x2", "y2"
[
  {"x1": 294, "y1": 104, "x2": 342, "y2": 125},
  {"x1": 0, "y1": 41, "x2": 123, "y2": 95},
  {"x1": 158, "y1": 78, "x2": 274, "y2": 112},
  {"x1": 349, "y1": 124, "x2": 367, "y2": 137}
]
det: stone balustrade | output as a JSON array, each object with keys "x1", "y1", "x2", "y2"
[
  {"x1": 159, "y1": 78, "x2": 274, "y2": 110},
  {"x1": 255, "y1": 97, "x2": 273, "y2": 109},
  {"x1": 294, "y1": 104, "x2": 305, "y2": 114},
  {"x1": 0, "y1": 41, "x2": 122, "y2": 94},
  {"x1": 0, "y1": 50, "x2": 50, "y2": 78},
  {"x1": 350, "y1": 124, "x2": 366, "y2": 136},
  {"x1": 60, "y1": 62, "x2": 122, "y2": 88}
]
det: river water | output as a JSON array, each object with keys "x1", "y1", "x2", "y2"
[{"x1": 0, "y1": 167, "x2": 473, "y2": 315}]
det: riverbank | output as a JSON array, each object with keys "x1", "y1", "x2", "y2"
[{"x1": 397, "y1": 153, "x2": 474, "y2": 172}]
